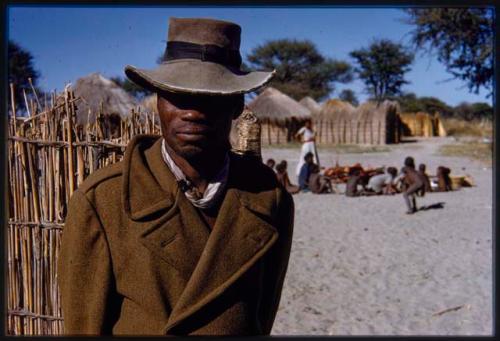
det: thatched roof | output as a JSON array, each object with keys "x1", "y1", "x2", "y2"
[
  {"x1": 355, "y1": 100, "x2": 400, "y2": 122},
  {"x1": 247, "y1": 87, "x2": 311, "y2": 125},
  {"x1": 315, "y1": 98, "x2": 356, "y2": 120},
  {"x1": 139, "y1": 94, "x2": 158, "y2": 115},
  {"x1": 299, "y1": 96, "x2": 321, "y2": 114},
  {"x1": 72, "y1": 73, "x2": 137, "y2": 125}
]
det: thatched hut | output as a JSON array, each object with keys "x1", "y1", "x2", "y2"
[
  {"x1": 247, "y1": 87, "x2": 311, "y2": 144},
  {"x1": 299, "y1": 96, "x2": 322, "y2": 114},
  {"x1": 72, "y1": 73, "x2": 137, "y2": 125},
  {"x1": 313, "y1": 99, "x2": 401, "y2": 145},
  {"x1": 400, "y1": 111, "x2": 446, "y2": 137},
  {"x1": 313, "y1": 99, "x2": 356, "y2": 143},
  {"x1": 354, "y1": 100, "x2": 401, "y2": 144}
]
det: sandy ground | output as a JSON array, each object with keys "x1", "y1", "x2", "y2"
[{"x1": 263, "y1": 137, "x2": 493, "y2": 336}]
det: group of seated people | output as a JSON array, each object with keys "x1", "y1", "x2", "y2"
[
  {"x1": 345, "y1": 159, "x2": 453, "y2": 198},
  {"x1": 265, "y1": 153, "x2": 453, "y2": 201},
  {"x1": 266, "y1": 152, "x2": 336, "y2": 194}
]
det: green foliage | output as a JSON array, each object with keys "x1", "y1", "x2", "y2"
[
  {"x1": 404, "y1": 8, "x2": 493, "y2": 96},
  {"x1": 391, "y1": 92, "x2": 492, "y2": 121},
  {"x1": 453, "y1": 101, "x2": 493, "y2": 121},
  {"x1": 246, "y1": 39, "x2": 353, "y2": 101},
  {"x1": 338, "y1": 89, "x2": 359, "y2": 106},
  {"x1": 111, "y1": 76, "x2": 151, "y2": 100},
  {"x1": 350, "y1": 39, "x2": 413, "y2": 102},
  {"x1": 8, "y1": 40, "x2": 43, "y2": 113}
]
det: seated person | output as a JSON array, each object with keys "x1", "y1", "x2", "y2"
[
  {"x1": 436, "y1": 166, "x2": 453, "y2": 192},
  {"x1": 308, "y1": 164, "x2": 333, "y2": 194},
  {"x1": 276, "y1": 160, "x2": 300, "y2": 194},
  {"x1": 417, "y1": 163, "x2": 432, "y2": 196},
  {"x1": 364, "y1": 166, "x2": 398, "y2": 195},
  {"x1": 345, "y1": 168, "x2": 363, "y2": 197},
  {"x1": 266, "y1": 158, "x2": 276, "y2": 172},
  {"x1": 298, "y1": 152, "x2": 315, "y2": 191}
]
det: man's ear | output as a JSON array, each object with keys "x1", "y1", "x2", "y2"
[{"x1": 232, "y1": 95, "x2": 245, "y2": 120}]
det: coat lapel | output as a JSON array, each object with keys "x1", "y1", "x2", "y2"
[
  {"x1": 123, "y1": 137, "x2": 280, "y2": 334},
  {"x1": 162, "y1": 156, "x2": 279, "y2": 334},
  {"x1": 123, "y1": 135, "x2": 209, "y2": 283}
]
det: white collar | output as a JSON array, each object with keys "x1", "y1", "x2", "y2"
[{"x1": 161, "y1": 139, "x2": 229, "y2": 209}]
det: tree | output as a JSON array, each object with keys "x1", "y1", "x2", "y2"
[
  {"x1": 8, "y1": 40, "x2": 43, "y2": 113},
  {"x1": 416, "y1": 96, "x2": 454, "y2": 117},
  {"x1": 246, "y1": 39, "x2": 353, "y2": 101},
  {"x1": 110, "y1": 76, "x2": 151, "y2": 100},
  {"x1": 454, "y1": 101, "x2": 493, "y2": 121},
  {"x1": 404, "y1": 8, "x2": 493, "y2": 96},
  {"x1": 390, "y1": 92, "x2": 454, "y2": 116},
  {"x1": 338, "y1": 89, "x2": 359, "y2": 106},
  {"x1": 350, "y1": 39, "x2": 413, "y2": 103}
]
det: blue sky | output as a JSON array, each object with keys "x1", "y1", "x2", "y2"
[{"x1": 8, "y1": 6, "x2": 492, "y2": 106}]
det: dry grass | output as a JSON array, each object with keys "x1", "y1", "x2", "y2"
[
  {"x1": 441, "y1": 118, "x2": 493, "y2": 137},
  {"x1": 438, "y1": 141, "x2": 493, "y2": 164}
]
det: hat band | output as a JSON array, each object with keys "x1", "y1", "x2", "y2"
[{"x1": 164, "y1": 41, "x2": 242, "y2": 68}]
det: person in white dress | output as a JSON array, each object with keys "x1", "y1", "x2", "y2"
[{"x1": 295, "y1": 119, "x2": 318, "y2": 176}]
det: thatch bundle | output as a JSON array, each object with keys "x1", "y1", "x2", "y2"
[{"x1": 72, "y1": 73, "x2": 137, "y2": 125}]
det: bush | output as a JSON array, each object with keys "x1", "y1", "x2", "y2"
[{"x1": 441, "y1": 117, "x2": 492, "y2": 137}]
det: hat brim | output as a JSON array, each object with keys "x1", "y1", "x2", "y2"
[{"x1": 125, "y1": 59, "x2": 275, "y2": 95}]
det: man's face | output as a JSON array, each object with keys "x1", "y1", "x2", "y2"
[{"x1": 157, "y1": 91, "x2": 243, "y2": 161}]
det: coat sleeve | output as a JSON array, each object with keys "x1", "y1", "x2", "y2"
[
  {"x1": 258, "y1": 188, "x2": 295, "y2": 334},
  {"x1": 58, "y1": 189, "x2": 118, "y2": 335}
]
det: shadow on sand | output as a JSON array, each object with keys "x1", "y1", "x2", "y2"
[{"x1": 419, "y1": 202, "x2": 446, "y2": 211}]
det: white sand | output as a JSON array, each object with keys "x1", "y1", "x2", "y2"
[{"x1": 264, "y1": 137, "x2": 492, "y2": 335}]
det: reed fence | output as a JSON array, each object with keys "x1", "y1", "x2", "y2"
[{"x1": 6, "y1": 85, "x2": 160, "y2": 335}]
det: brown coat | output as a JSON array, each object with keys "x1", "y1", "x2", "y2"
[{"x1": 58, "y1": 135, "x2": 294, "y2": 336}]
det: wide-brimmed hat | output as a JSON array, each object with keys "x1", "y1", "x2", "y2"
[{"x1": 125, "y1": 17, "x2": 275, "y2": 95}]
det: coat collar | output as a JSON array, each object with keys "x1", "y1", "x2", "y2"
[
  {"x1": 121, "y1": 135, "x2": 280, "y2": 334},
  {"x1": 122, "y1": 135, "x2": 177, "y2": 220}
]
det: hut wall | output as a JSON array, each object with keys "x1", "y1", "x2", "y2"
[
  {"x1": 400, "y1": 112, "x2": 441, "y2": 137},
  {"x1": 260, "y1": 122, "x2": 289, "y2": 145},
  {"x1": 313, "y1": 117, "x2": 393, "y2": 145}
]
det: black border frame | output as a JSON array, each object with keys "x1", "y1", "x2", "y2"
[{"x1": 1, "y1": 1, "x2": 498, "y2": 340}]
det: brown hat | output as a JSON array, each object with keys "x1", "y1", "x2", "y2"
[{"x1": 125, "y1": 17, "x2": 275, "y2": 95}]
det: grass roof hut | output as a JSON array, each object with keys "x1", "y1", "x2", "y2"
[
  {"x1": 72, "y1": 73, "x2": 137, "y2": 126},
  {"x1": 247, "y1": 87, "x2": 311, "y2": 144},
  {"x1": 299, "y1": 96, "x2": 322, "y2": 115},
  {"x1": 400, "y1": 111, "x2": 446, "y2": 137},
  {"x1": 314, "y1": 99, "x2": 356, "y2": 143},
  {"x1": 354, "y1": 100, "x2": 401, "y2": 144}
]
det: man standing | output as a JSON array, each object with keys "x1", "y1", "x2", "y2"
[
  {"x1": 58, "y1": 17, "x2": 294, "y2": 336},
  {"x1": 295, "y1": 119, "x2": 319, "y2": 176}
]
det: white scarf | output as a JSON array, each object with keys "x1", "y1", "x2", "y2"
[{"x1": 161, "y1": 139, "x2": 229, "y2": 209}]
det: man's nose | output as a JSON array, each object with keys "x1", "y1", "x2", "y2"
[{"x1": 181, "y1": 109, "x2": 210, "y2": 123}]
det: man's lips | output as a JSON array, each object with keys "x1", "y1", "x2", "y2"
[{"x1": 175, "y1": 124, "x2": 213, "y2": 141}]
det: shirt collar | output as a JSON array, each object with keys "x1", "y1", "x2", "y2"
[{"x1": 161, "y1": 139, "x2": 230, "y2": 209}]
